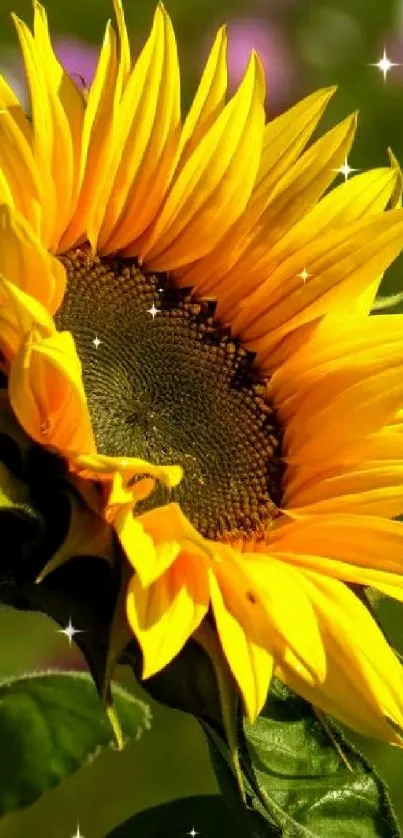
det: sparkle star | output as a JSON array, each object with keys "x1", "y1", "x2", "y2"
[
  {"x1": 57, "y1": 617, "x2": 84, "y2": 647},
  {"x1": 92, "y1": 335, "x2": 101, "y2": 349},
  {"x1": 187, "y1": 829, "x2": 199, "y2": 838},
  {"x1": 297, "y1": 266, "x2": 311, "y2": 285},
  {"x1": 370, "y1": 48, "x2": 400, "y2": 81},
  {"x1": 147, "y1": 304, "x2": 159, "y2": 320},
  {"x1": 334, "y1": 158, "x2": 359, "y2": 181}
]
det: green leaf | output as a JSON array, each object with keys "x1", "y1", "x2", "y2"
[
  {"x1": 0, "y1": 670, "x2": 151, "y2": 818},
  {"x1": 209, "y1": 678, "x2": 401, "y2": 838},
  {"x1": 106, "y1": 794, "x2": 250, "y2": 837}
]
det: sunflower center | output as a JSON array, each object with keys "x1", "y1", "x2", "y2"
[{"x1": 56, "y1": 247, "x2": 284, "y2": 541}]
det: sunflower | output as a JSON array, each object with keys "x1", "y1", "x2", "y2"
[{"x1": 2, "y1": 0, "x2": 403, "y2": 745}]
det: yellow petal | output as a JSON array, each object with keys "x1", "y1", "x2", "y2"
[
  {"x1": 33, "y1": 1, "x2": 85, "y2": 220},
  {"x1": 178, "y1": 87, "x2": 337, "y2": 294},
  {"x1": 275, "y1": 329, "x2": 403, "y2": 450},
  {"x1": 122, "y1": 520, "x2": 179, "y2": 588},
  {"x1": 109, "y1": 505, "x2": 157, "y2": 585},
  {"x1": 284, "y1": 366, "x2": 403, "y2": 466},
  {"x1": 280, "y1": 571, "x2": 403, "y2": 743},
  {"x1": 270, "y1": 513, "x2": 403, "y2": 584},
  {"x1": 131, "y1": 502, "x2": 216, "y2": 586},
  {"x1": 61, "y1": 20, "x2": 119, "y2": 250},
  {"x1": 352, "y1": 152, "x2": 403, "y2": 315},
  {"x1": 388, "y1": 147, "x2": 403, "y2": 209},
  {"x1": 276, "y1": 656, "x2": 402, "y2": 745},
  {"x1": 101, "y1": 469, "x2": 158, "y2": 577},
  {"x1": 177, "y1": 25, "x2": 228, "y2": 164},
  {"x1": 209, "y1": 567, "x2": 273, "y2": 721},
  {"x1": 255, "y1": 86, "x2": 336, "y2": 203},
  {"x1": 13, "y1": 13, "x2": 74, "y2": 248},
  {"x1": 271, "y1": 311, "x2": 403, "y2": 408},
  {"x1": 240, "y1": 553, "x2": 326, "y2": 683},
  {"x1": 99, "y1": 4, "x2": 181, "y2": 254},
  {"x1": 285, "y1": 465, "x2": 403, "y2": 520},
  {"x1": 139, "y1": 52, "x2": 265, "y2": 269},
  {"x1": 213, "y1": 114, "x2": 357, "y2": 318},
  {"x1": 9, "y1": 326, "x2": 96, "y2": 455},
  {"x1": 0, "y1": 110, "x2": 43, "y2": 234},
  {"x1": 0, "y1": 275, "x2": 54, "y2": 360},
  {"x1": 269, "y1": 549, "x2": 403, "y2": 604},
  {"x1": 264, "y1": 166, "x2": 397, "y2": 279},
  {"x1": 71, "y1": 451, "x2": 182, "y2": 490},
  {"x1": 105, "y1": 469, "x2": 155, "y2": 510},
  {"x1": 112, "y1": 0, "x2": 131, "y2": 87},
  {"x1": 12, "y1": 14, "x2": 51, "y2": 162},
  {"x1": 126, "y1": 550, "x2": 209, "y2": 679},
  {"x1": 94, "y1": 4, "x2": 180, "y2": 250},
  {"x1": 0, "y1": 73, "x2": 31, "y2": 140},
  {"x1": 260, "y1": 166, "x2": 396, "y2": 330},
  {"x1": 235, "y1": 209, "x2": 403, "y2": 363},
  {"x1": 0, "y1": 205, "x2": 66, "y2": 313}
]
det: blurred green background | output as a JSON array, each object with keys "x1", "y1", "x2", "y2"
[{"x1": 1, "y1": 0, "x2": 403, "y2": 835}]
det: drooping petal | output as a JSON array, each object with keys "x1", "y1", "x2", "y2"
[
  {"x1": 126, "y1": 549, "x2": 209, "y2": 679},
  {"x1": 104, "y1": 474, "x2": 158, "y2": 583},
  {"x1": 8, "y1": 325, "x2": 96, "y2": 454},
  {"x1": 134, "y1": 502, "x2": 216, "y2": 586},
  {"x1": 277, "y1": 571, "x2": 403, "y2": 744},
  {"x1": 209, "y1": 564, "x2": 274, "y2": 721},
  {"x1": 238, "y1": 552, "x2": 326, "y2": 683}
]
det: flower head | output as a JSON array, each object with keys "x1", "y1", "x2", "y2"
[{"x1": 2, "y1": 0, "x2": 403, "y2": 743}]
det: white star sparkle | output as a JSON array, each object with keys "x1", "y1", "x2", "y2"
[
  {"x1": 297, "y1": 266, "x2": 311, "y2": 285},
  {"x1": 334, "y1": 158, "x2": 359, "y2": 181},
  {"x1": 92, "y1": 335, "x2": 102, "y2": 349},
  {"x1": 57, "y1": 617, "x2": 84, "y2": 647},
  {"x1": 147, "y1": 304, "x2": 160, "y2": 320},
  {"x1": 71, "y1": 824, "x2": 84, "y2": 838},
  {"x1": 370, "y1": 48, "x2": 400, "y2": 81},
  {"x1": 187, "y1": 829, "x2": 199, "y2": 838}
]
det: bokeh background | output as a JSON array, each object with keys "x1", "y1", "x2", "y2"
[{"x1": 0, "y1": 0, "x2": 403, "y2": 835}]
